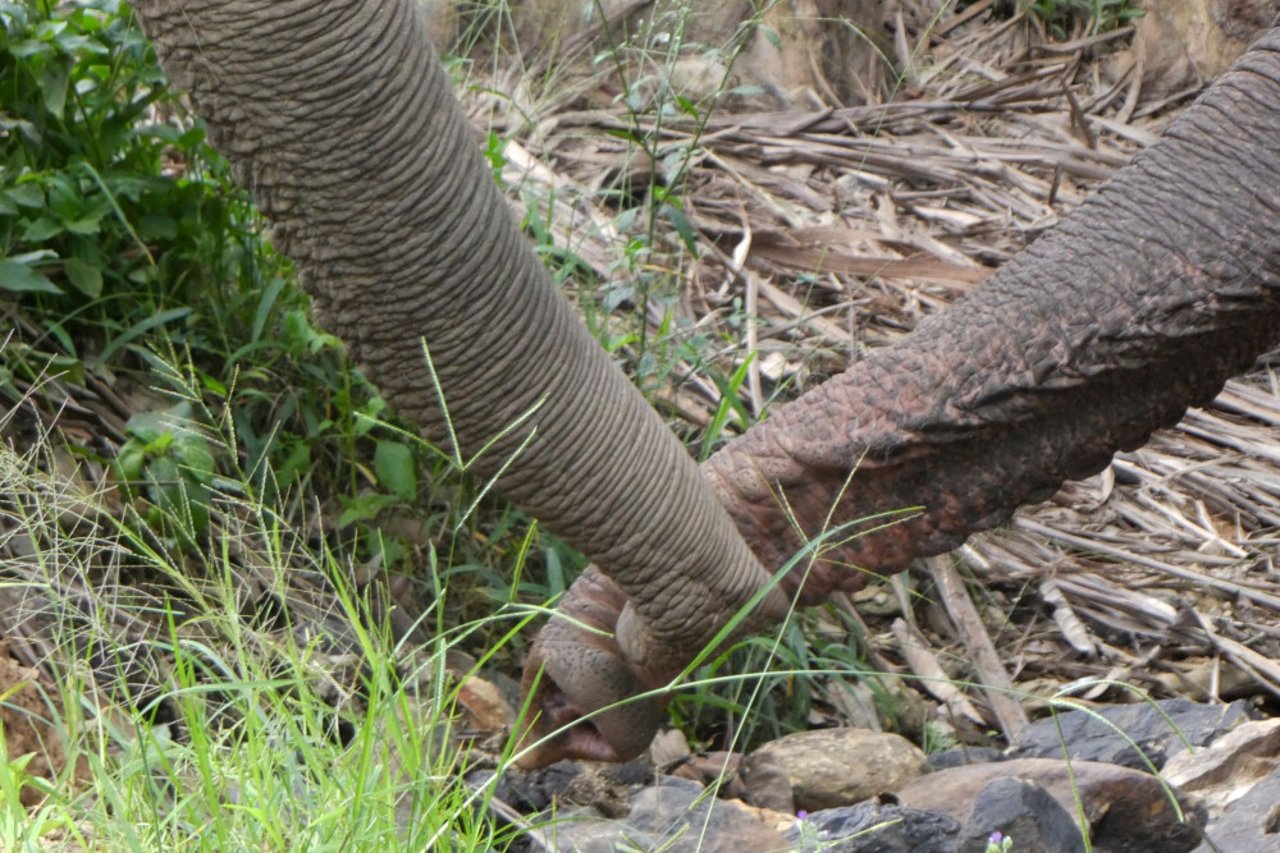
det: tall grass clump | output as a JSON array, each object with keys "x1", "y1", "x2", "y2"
[{"x1": 0, "y1": 371, "x2": 564, "y2": 850}]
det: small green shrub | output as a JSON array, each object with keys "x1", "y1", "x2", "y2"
[
  {"x1": 0, "y1": 0, "x2": 510, "y2": 584},
  {"x1": 1014, "y1": 0, "x2": 1143, "y2": 36}
]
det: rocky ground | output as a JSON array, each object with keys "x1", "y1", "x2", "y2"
[{"x1": 495, "y1": 698, "x2": 1280, "y2": 850}]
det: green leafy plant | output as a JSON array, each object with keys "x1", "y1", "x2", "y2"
[
  {"x1": 114, "y1": 402, "x2": 216, "y2": 538},
  {"x1": 1014, "y1": 0, "x2": 1143, "y2": 36},
  {"x1": 0, "y1": 0, "x2": 240, "y2": 311},
  {"x1": 0, "y1": 0, "x2": 486, "y2": 575}
]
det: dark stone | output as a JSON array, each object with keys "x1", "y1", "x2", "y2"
[
  {"x1": 468, "y1": 768, "x2": 550, "y2": 813},
  {"x1": 548, "y1": 807, "x2": 655, "y2": 853},
  {"x1": 740, "y1": 754, "x2": 796, "y2": 812},
  {"x1": 499, "y1": 760, "x2": 633, "y2": 819},
  {"x1": 957, "y1": 776, "x2": 1083, "y2": 853},
  {"x1": 1008, "y1": 699, "x2": 1253, "y2": 770},
  {"x1": 790, "y1": 802, "x2": 962, "y2": 852},
  {"x1": 620, "y1": 775, "x2": 790, "y2": 853},
  {"x1": 527, "y1": 760, "x2": 583, "y2": 798},
  {"x1": 898, "y1": 758, "x2": 1206, "y2": 853},
  {"x1": 1195, "y1": 767, "x2": 1280, "y2": 853},
  {"x1": 927, "y1": 746, "x2": 1005, "y2": 771},
  {"x1": 600, "y1": 757, "x2": 652, "y2": 788}
]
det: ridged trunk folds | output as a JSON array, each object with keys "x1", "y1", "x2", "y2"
[
  {"x1": 131, "y1": 0, "x2": 784, "y2": 683},
  {"x1": 550, "y1": 32, "x2": 1280, "y2": 650},
  {"x1": 536, "y1": 27, "x2": 1280, "y2": 760},
  {"x1": 701, "y1": 29, "x2": 1280, "y2": 600}
]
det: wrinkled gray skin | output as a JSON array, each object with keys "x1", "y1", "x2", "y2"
[{"x1": 134, "y1": 0, "x2": 1280, "y2": 768}]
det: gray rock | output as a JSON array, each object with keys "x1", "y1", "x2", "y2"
[
  {"x1": 927, "y1": 746, "x2": 1004, "y2": 771},
  {"x1": 548, "y1": 775, "x2": 790, "y2": 853},
  {"x1": 898, "y1": 757, "x2": 1206, "y2": 852},
  {"x1": 1164, "y1": 718, "x2": 1280, "y2": 817},
  {"x1": 545, "y1": 807, "x2": 655, "y2": 853},
  {"x1": 627, "y1": 775, "x2": 789, "y2": 852},
  {"x1": 506, "y1": 759, "x2": 636, "y2": 820},
  {"x1": 1194, "y1": 767, "x2": 1280, "y2": 853},
  {"x1": 790, "y1": 801, "x2": 962, "y2": 852},
  {"x1": 739, "y1": 754, "x2": 796, "y2": 812},
  {"x1": 1009, "y1": 699, "x2": 1253, "y2": 770},
  {"x1": 748, "y1": 728, "x2": 929, "y2": 810},
  {"x1": 957, "y1": 776, "x2": 1083, "y2": 853},
  {"x1": 472, "y1": 767, "x2": 555, "y2": 813}
]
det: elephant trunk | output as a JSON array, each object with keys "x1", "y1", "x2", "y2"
[
  {"x1": 704, "y1": 30, "x2": 1280, "y2": 600},
  {"x1": 132, "y1": 0, "x2": 786, "y2": 731},
  {"x1": 534, "y1": 27, "x2": 1280, "y2": 765}
]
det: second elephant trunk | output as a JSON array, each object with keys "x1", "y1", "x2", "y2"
[
  {"x1": 705, "y1": 29, "x2": 1280, "y2": 601},
  {"x1": 532, "y1": 28, "x2": 1280, "y2": 765}
]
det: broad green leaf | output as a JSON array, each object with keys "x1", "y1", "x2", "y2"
[
  {"x1": 251, "y1": 277, "x2": 287, "y2": 342},
  {"x1": 663, "y1": 201, "x2": 699, "y2": 256},
  {"x1": 63, "y1": 256, "x2": 102, "y2": 297},
  {"x1": 9, "y1": 38, "x2": 52, "y2": 58},
  {"x1": 0, "y1": 259, "x2": 61, "y2": 294},
  {"x1": 338, "y1": 492, "x2": 400, "y2": 527},
  {"x1": 21, "y1": 216, "x2": 62, "y2": 241},
  {"x1": 374, "y1": 440, "x2": 417, "y2": 499},
  {"x1": 40, "y1": 58, "x2": 70, "y2": 118},
  {"x1": 176, "y1": 436, "x2": 215, "y2": 481},
  {"x1": 355, "y1": 397, "x2": 388, "y2": 436},
  {"x1": 139, "y1": 212, "x2": 176, "y2": 240},
  {"x1": 63, "y1": 215, "x2": 102, "y2": 235},
  {"x1": 9, "y1": 249, "x2": 57, "y2": 263},
  {"x1": 53, "y1": 34, "x2": 95, "y2": 53},
  {"x1": 6, "y1": 184, "x2": 44, "y2": 209},
  {"x1": 277, "y1": 441, "x2": 312, "y2": 484}
]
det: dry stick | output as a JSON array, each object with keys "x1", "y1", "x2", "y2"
[
  {"x1": 754, "y1": 278, "x2": 853, "y2": 347},
  {"x1": 1016, "y1": 517, "x2": 1280, "y2": 610},
  {"x1": 1193, "y1": 610, "x2": 1280, "y2": 697},
  {"x1": 1086, "y1": 114, "x2": 1159, "y2": 147},
  {"x1": 731, "y1": 208, "x2": 764, "y2": 417},
  {"x1": 1040, "y1": 579, "x2": 1099, "y2": 656},
  {"x1": 1215, "y1": 380, "x2": 1280, "y2": 424},
  {"x1": 830, "y1": 591, "x2": 902, "y2": 677},
  {"x1": 889, "y1": 617, "x2": 987, "y2": 726},
  {"x1": 1054, "y1": 578, "x2": 1172, "y2": 630},
  {"x1": 925, "y1": 556, "x2": 1029, "y2": 740},
  {"x1": 1056, "y1": 573, "x2": 1179, "y2": 627},
  {"x1": 1028, "y1": 26, "x2": 1135, "y2": 57},
  {"x1": 1116, "y1": 30, "x2": 1146, "y2": 125},
  {"x1": 934, "y1": 0, "x2": 997, "y2": 38},
  {"x1": 1061, "y1": 82, "x2": 1097, "y2": 150}
]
